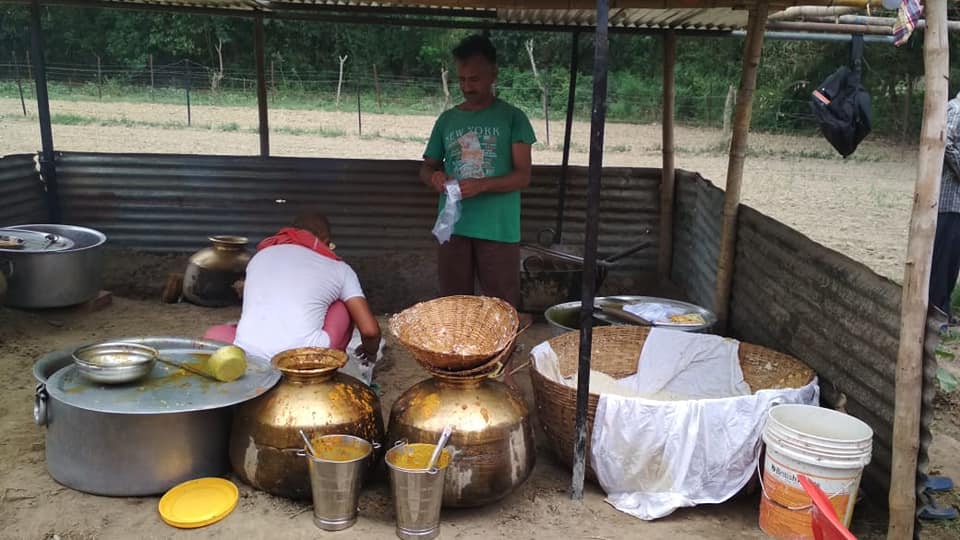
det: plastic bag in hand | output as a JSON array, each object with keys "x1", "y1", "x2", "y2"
[{"x1": 432, "y1": 180, "x2": 462, "y2": 244}]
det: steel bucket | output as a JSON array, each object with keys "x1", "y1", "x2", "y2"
[
  {"x1": 303, "y1": 434, "x2": 377, "y2": 531},
  {"x1": 386, "y1": 442, "x2": 451, "y2": 540}
]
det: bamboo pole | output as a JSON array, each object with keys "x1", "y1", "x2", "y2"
[
  {"x1": 657, "y1": 31, "x2": 676, "y2": 281},
  {"x1": 766, "y1": 21, "x2": 893, "y2": 36},
  {"x1": 714, "y1": 3, "x2": 768, "y2": 332},
  {"x1": 888, "y1": 0, "x2": 949, "y2": 536}
]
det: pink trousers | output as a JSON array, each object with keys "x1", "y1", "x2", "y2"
[{"x1": 202, "y1": 301, "x2": 354, "y2": 351}]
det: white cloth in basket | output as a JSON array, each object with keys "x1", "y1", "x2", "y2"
[{"x1": 591, "y1": 328, "x2": 819, "y2": 520}]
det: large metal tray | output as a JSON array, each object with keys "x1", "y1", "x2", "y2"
[
  {"x1": 595, "y1": 295, "x2": 717, "y2": 331},
  {"x1": 43, "y1": 336, "x2": 280, "y2": 414}
]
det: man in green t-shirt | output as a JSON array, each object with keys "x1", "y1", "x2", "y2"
[{"x1": 419, "y1": 34, "x2": 536, "y2": 308}]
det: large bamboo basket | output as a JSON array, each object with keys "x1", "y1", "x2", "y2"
[
  {"x1": 529, "y1": 326, "x2": 815, "y2": 480},
  {"x1": 390, "y1": 295, "x2": 520, "y2": 372}
]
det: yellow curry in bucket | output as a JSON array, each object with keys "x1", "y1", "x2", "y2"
[
  {"x1": 310, "y1": 436, "x2": 371, "y2": 462},
  {"x1": 387, "y1": 443, "x2": 451, "y2": 470}
]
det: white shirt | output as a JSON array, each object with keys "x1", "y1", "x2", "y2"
[{"x1": 234, "y1": 244, "x2": 365, "y2": 360}]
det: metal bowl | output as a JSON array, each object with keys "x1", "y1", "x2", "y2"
[{"x1": 72, "y1": 342, "x2": 159, "y2": 385}]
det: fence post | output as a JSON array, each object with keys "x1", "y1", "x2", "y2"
[
  {"x1": 13, "y1": 51, "x2": 26, "y2": 115},
  {"x1": 723, "y1": 85, "x2": 736, "y2": 134},
  {"x1": 25, "y1": 50, "x2": 32, "y2": 81},
  {"x1": 373, "y1": 64, "x2": 382, "y2": 112},
  {"x1": 96, "y1": 54, "x2": 102, "y2": 99},
  {"x1": 149, "y1": 54, "x2": 154, "y2": 90},
  {"x1": 357, "y1": 83, "x2": 362, "y2": 136},
  {"x1": 185, "y1": 60, "x2": 192, "y2": 126}
]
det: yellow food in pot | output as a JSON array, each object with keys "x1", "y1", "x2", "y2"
[
  {"x1": 387, "y1": 443, "x2": 450, "y2": 470},
  {"x1": 311, "y1": 438, "x2": 370, "y2": 462}
]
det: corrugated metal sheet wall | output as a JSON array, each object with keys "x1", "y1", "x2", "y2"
[
  {"x1": 53, "y1": 152, "x2": 661, "y2": 268},
  {"x1": 671, "y1": 173, "x2": 933, "y2": 502},
  {"x1": 0, "y1": 153, "x2": 47, "y2": 226},
  {"x1": 52, "y1": 152, "x2": 661, "y2": 311},
  {"x1": 670, "y1": 170, "x2": 722, "y2": 309},
  {"x1": 731, "y1": 205, "x2": 934, "y2": 500}
]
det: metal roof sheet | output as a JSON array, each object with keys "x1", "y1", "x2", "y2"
[{"x1": 16, "y1": 0, "x2": 868, "y2": 33}]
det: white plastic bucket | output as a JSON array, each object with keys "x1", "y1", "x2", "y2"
[{"x1": 759, "y1": 404, "x2": 873, "y2": 540}]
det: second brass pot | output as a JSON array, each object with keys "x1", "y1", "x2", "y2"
[{"x1": 387, "y1": 373, "x2": 535, "y2": 507}]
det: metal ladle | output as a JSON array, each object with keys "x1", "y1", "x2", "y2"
[
  {"x1": 299, "y1": 429, "x2": 318, "y2": 457},
  {"x1": 425, "y1": 425, "x2": 454, "y2": 471}
]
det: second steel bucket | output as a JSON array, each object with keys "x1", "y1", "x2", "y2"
[{"x1": 386, "y1": 442, "x2": 451, "y2": 540}]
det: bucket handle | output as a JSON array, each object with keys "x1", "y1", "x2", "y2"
[{"x1": 756, "y1": 458, "x2": 859, "y2": 512}]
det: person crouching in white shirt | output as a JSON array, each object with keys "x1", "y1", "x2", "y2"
[{"x1": 202, "y1": 212, "x2": 381, "y2": 363}]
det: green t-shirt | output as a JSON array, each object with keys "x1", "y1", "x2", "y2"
[{"x1": 423, "y1": 99, "x2": 536, "y2": 243}]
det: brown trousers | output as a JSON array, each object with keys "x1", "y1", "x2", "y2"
[{"x1": 438, "y1": 235, "x2": 520, "y2": 308}]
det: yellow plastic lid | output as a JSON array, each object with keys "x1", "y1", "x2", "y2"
[{"x1": 158, "y1": 477, "x2": 239, "y2": 529}]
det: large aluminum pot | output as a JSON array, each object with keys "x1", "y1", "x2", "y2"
[
  {"x1": 32, "y1": 337, "x2": 280, "y2": 496},
  {"x1": 0, "y1": 224, "x2": 106, "y2": 308}
]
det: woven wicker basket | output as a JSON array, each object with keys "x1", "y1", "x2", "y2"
[
  {"x1": 529, "y1": 326, "x2": 815, "y2": 480},
  {"x1": 390, "y1": 295, "x2": 520, "y2": 371}
]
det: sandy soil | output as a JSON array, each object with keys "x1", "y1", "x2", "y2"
[{"x1": 0, "y1": 97, "x2": 917, "y2": 281}]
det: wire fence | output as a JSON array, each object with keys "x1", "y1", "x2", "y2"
[{"x1": 1, "y1": 58, "x2": 826, "y2": 136}]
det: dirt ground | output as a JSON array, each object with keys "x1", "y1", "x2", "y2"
[
  {"x1": 0, "y1": 97, "x2": 916, "y2": 281},
  {"x1": 0, "y1": 295, "x2": 846, "y2": 540}
]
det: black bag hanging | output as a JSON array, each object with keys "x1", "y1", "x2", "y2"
[{"x1": 810, "y1": 35, "x2": 873, "y2": 157}]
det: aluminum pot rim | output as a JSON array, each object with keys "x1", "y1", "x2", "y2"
[{"x1": 2, "y1": 224, "x2": 107, "y2": 253}]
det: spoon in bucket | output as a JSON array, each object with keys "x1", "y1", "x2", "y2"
[
  {"x1": 425, "y1": 425, "x2": 454, "y2": 471},
  {"x1": 299, "y1": 429, "x2": 318, "y2": 457}
]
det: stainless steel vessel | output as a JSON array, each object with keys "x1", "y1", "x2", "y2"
[
  {"x1": 32, "y1": 337, "x2": 280, "y2": 496},
  {"x1": 0, "y1": 224, "x2": 106, "y2": 308}
]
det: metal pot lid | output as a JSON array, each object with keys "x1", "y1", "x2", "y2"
[
  {"x1": 42, "y1": 337, "x2": 281, "y2": 414},
  {"x1": 0, "y1": 228, "x2": 75, "y2": 252}
]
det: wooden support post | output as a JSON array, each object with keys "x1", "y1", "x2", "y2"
[
  {"x1": 657, "y1": 31, "x2": 677, "y2": 281},
  {"x1": 888, "y1": 0, "x2": 949, "y2": 536},
  {"x1": 149, "y1": 54, "x2": 154, "y2": 90},
  {"x1": 254, "y1": 16, "x2": 270, "y2": 157},
  {"x1": 96, "y1": 54, "x2": 102, "y2": 99},
  {"x1": 713, "y1": 3, "x2": 769, "y2": 332},
  {"x1": 572, "y1": 0, "x2": 608, "y2": 502}
]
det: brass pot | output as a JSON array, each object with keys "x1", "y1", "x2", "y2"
[
  {"x1": 387, "y1": 372, "x2": 535, "y2": 507},
  {"x1": 229, "y1": 348, "x2": 385, "y2": 499},
  {"x1": 183, "y1": 235, "x2": 251, "y2": 307}
]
